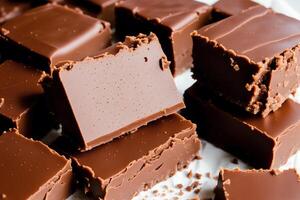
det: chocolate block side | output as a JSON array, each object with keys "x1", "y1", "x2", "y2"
[
  {"x1": 215, "y1": 169, "x2": 300, "y2": 200},
  {"x1": 183, "y1": 85, "x2": 275, "y2": 168},
  {"x1": 72, "y1": 114, "x2": 200, "y2": 200}
]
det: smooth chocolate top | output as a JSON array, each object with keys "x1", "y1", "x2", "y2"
[
  {"x1": 187, "y1": 83, "x2": 300, "y2": 139},
  {"x1": 73, "y1": 114, "x2": 195, "y2": 180},
  {"x1": 0, "y1": 60, "x2": 43, "y2": 120},
  {"x1": 219, "y1": 169, "x2": 300, "y2": 200},
  {"x1": 197, "y1": 6, "x2": 300, "y2": 62},
  {"x1": 0, "y1": 0, "x2": 32, "y2": 23},
  {"x1": 0, "y1": 130, "x2": 69, "y2": 200},
  {"x1": 54, "y1": 33, "x2": 184, "y2": 148},
  {"x1": 116, "y1": 0, "x2": 211, "y2": 31},
  {"x1": 1, "y1": 4, "x2": 105, "y2": 64},
  {"x1": 213, "y1": 0, "x2": 258, "y2": 16}
]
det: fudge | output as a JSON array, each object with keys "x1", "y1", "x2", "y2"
[
  {"x1": 0, "y1": 0, "x2": 32, "y2": 24},
  {"x1": 42, "y1": 33, "x2": 184, "y2": 150},
  {"x1": 212, "y1": 0, "x2": 259, "y2": 21},
  {"x1": 0, "y1": 60, "x2": 55, "y2": 138},
  {"x1": 0, "y1": 4, "x2": 112, "y2": 72},
  {"x1": 0, "y1": 130, "x2": 73, "y2": 200},
  {"x1": 73, "y1": 114, "x2": 200, "y2": 200},
  {"x1": 115, "y1": 0, "x2": 212, "y2": 75},
  {"x1": 215, "y1": 169, "x2": 300, "y2": 200},
  {"x1": 184, "y1": 83, "x2": 300, "y2": 168},
  {"x1": 192, "y1": 6, "x2": 300, "y2": 116}
]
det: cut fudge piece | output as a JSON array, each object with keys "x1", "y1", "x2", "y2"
[
  {"x1": 0, "y1": 130, "x2": 73, "y2": 200},
  {"x1": 0, "y1": 60, "x2": 55, "y2": 138},
  {"x1": 215, "y1": 169, "x2": 300, "y2": 200},
  {"x1": 183, "y1": 83, "x2": 300, "y2": 168},
  {"x1": 115, "y1": 0, "x2": 212, "y2": 75},
  {"x1": 0, "y1": 4, "x2": 112, "y2": 72},
  {"x1": 212, "y1": 0, "x2": 259, "y2": 21},
  {"x1": 0, "y1": 0, "x2": 32, "y2": 23},
  {"x1": 73, "y1": 114, "x2": 200, "y2": 200},
  {"x1": 42, "y1": 33, "x2": 184, "y2": 150},
  {"x1": 192, "y1": 6, "x2": 300, "y2": 116}
]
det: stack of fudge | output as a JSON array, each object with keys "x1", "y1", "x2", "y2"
[
  {"x1": 183, "y1": 0, "x2": 300, "y2": 199},
  {"x1": 0, "y1": 0, "x2": 211, "y2": 199}
]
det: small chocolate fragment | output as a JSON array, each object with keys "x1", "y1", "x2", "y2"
[
  {"x1": 184, "y1": 83, "x2": 300, "y2": 168},
  {"x1": 212, "y1": 0, "x2": 259, "y2": 21},
  {"x1": 115, "y1": 0, "x2": 212, "y2": 75},
  {"x1": 73, "y1": 114, "x2": 200, "y2": 200},
  {"x1": 0, "y1": 130, "x2": 73, "y2": 200},
  {"x1": 0, "y1": 0, "x2": 32, "y2": 24},
  {"x1": 0, "y1": 60, "x2": 54, "y2": 138},
  {"x1": 43, "y1": 33, "x2": 184, "y2": 150},
  {"x1": 0, "y1": 4, "x2": 111, "y2": 72},
  {"x1": 192, "y1": 6, "x2": 300, "y2": 116},
  {"x1": 215, "y1": 169, "x2": 300, "y2": 200}
]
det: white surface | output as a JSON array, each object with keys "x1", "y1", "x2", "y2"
[{"x1": 70, "y1": 1, "x2": 300, "y2": 199}]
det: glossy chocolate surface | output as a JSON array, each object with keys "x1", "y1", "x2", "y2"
[
  {"x1": 73, "y1": 114, "x2": 200, "y2": 200},
  {"x1": 115, "y1": 0, "x2": 212, "y2": 75},
  {"x1": 184, "y1": 83, "x2": 300, "y2": 168},
  {"x1": 0, "y1": 4, "x2": 111, "y2": 72},
  {"x1": 44, "y1": 33, "x2": 184, "y2": 150},
  {"x1": 0, "y1": 130, "x2": 72, "y2": 200},
  {"x1": 215, "y1": 169, "x2": 300, "y2": 200},
  {"x1": 192, "y1": 6, "x2": 300, "y2": 116}
]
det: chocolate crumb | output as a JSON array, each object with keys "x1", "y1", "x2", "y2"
[
  {"x1": 178, "y1": 190, "x2": 184, "y2": 196},
  {"x1": 185, "y1": 186, "x2": 192, "y2": 192},
  {"x1": 194, "y1": 188, "x2": 201, "y2": 194},
  {"x1": 187, "y1": 170, "x2": 193, "y2": 178},
  {"x1": 159, "y1": 56, "x2": 170, "y2": 71},
  {"x1": 176, "y1": 184, "x2": 183, "y2": 189},
  {"x1": 194, "y1": 173, "x2": 202, "y2": 179},
  {"x1": 231, "y1": 158, "x2": 239, "y2": 164},
  {"x1": 191, "y1": 181, "x2": 199, "y2": 189},
  {"x1": 194, "y1": 155, "x2": 202, "y2": 160},
  {"x1": 152, "y1": 190, "x2": 158, "y2": 194},
  {"x1": 205, "y1": 172, "x2": 211, "y2": 178}
]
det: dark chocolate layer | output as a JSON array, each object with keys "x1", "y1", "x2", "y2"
[
  {"x1": 184, "y1": 83, "x2": 300, "y2": 168},
  {"x1": 73, "y1": 114, "x2": 200, "y2": 200},
  {"x1": 215, "y1": 169, "x2": 300, "y2": 200}
]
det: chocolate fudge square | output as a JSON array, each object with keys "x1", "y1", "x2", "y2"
[
  {"x1": 42, "y1": 33, "x2": 184, "y2": 151},
  {"x1": 184, "y1": 83, "x2": 300, "y2": 168},
  {"x1": 212, "y1": 0, "x2": 259, "y2": 21},
  {"x1": 0, "y1": 4, "x2": 112, "y2": 72},
  {"x1": 215, "y1": 169, "x2": 300, "y2": 200},
  {"x1": 0, "y1": 130, "x2": 73, "y2": 200},
  {"x1": 0, "y1": 60, "x2": 55, "y2": 138},
  {"x1": 0, "y1": 0, "x2": 32, "y2": 23},
  {"x1": 73, "y1": 114, "x2": 200, "y2": 200},
  {"x1": 115, "y1": 0, "x2": 212, "y2": 76},
  {"x1": 192, "y1": 6, "x2": 300, "y2": 117}
]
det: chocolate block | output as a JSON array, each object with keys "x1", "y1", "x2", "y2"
[
  {"x1": 215, "y1": 169, "x2": 300, "y2": 200},
  {"x1": 0, "y1": 4, "x2": 112, "y2": 72},
  {"x1": 192, "y1": 6, "x2": 300, "y2": 116},
  {"x1": 184, "y1": 83, "x2": 300, "y2": 168},
  {"x1": 0, "y1": 0, "x2": 32, "y2": 23},
  {"x1": 0, "y1": 60, "x2": 54, "y2": 138},
  {"x1": 115, "y1": 0, "x2": 212, "y2": 75},
  {"x1": 0, "y1": 130, "x2": 73, "y2": 200},
  {"x1": 212, "y1": 0, "x2": 259, "y2": 21},
  {"x1": 42, "y1": 33, "x2": 184, "y2": 150},
  {"x1": 73, "y1": 114, "x2": 200, "y2": 200}
]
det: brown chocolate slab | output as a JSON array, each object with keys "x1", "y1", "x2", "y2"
[
  {"x1": 73, "y1": 114, "x2": 200, "y2": 200},
  {"x1": 192, "y1": 6, "x2": 300, "y2": 116},
  {"x1": 215, "y1": 169, "x2": 300, "y2": 200},
  {"x1": 42, "y1": 33, "x2": 184, "y2": 150},
  {"x1": 0, "y1": 60, "x2": 55, "y2": 138},
  {"x1": 184, "y1": 83, "x2": 300, "y2": 168},
  {"x1": 0, "y1": 130, "x2": 72, "y2": 200},
  {"x1": 0, "y1": 4, "x2": 111, "y2": 72},
  {"x1": 212, "y1": 0, "x2": 259, "y2": 21},
  {"x1": 115, "y1": 0, "x2": 212, "y2": 75}
]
